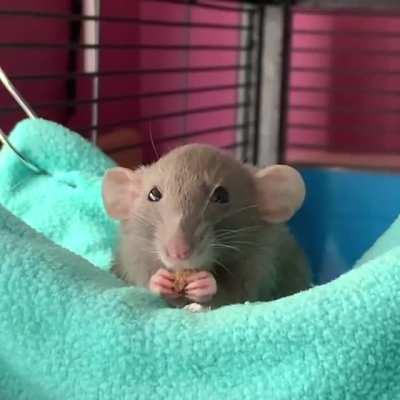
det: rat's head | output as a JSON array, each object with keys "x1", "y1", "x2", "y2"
[{"x1": 102, "y1": 144, "x2": 305, "y2": 271}]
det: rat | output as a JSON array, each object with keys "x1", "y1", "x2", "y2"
[{"x1": 102, "y1": 143, "x2": 312, "y2": 309}]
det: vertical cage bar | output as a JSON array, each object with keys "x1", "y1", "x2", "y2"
[
  {"x1": 181, "y1": 2, "x2": 192, "y2": 146},
  {"x1": 256, "y1": 3, "x2": 286, "y2": 167},
  {"x1": 66, "y1": 0, "x2": 82, "y2": 119},
  {"x1": 235, "y1": 6, "x2": 248, "y2": 160},
  {"x1": 252, "y1": 4, "x2": 265, "y2": 165},
  {"x1": 91, "y1": 0, "x2": 101, "y2": 144},
  {"x1": 241, "y1": 8, "x2": 256, "y2": 162},
  {"x1": 277, "y1": 1, "x2": 292, "y2": 163},
  {"x1": 83, "y1": 0, "x2": 101, "y2": 144}
]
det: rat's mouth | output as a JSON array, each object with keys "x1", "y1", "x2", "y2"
[
  {"x1": 155, "y1": 226, "x2": 216, "y2": 271},
  {"x1": 156, "y1": 239, "x2": 214, "y2": 272},
  {"x1": 158, "y1": 251, "x2": 214, "y2": 272}
]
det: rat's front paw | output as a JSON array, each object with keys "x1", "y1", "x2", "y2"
[
  {"x1": 149, "y1": 269, "x2": 180, "y2": 299},
  {"x1": 185, "y1": 271, "x2": 217, "y2": 304}
]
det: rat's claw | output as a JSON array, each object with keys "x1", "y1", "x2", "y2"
[
  {"x1": 185, "y1": 271, "x2": 217, "y2": 304},
  {"x1": 149, "y1": 269, "x2": 179, "y2": 299}
]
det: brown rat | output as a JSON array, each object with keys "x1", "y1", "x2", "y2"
[{"x1": 102, "y1": 143, "x2": 312, "y2": 308}]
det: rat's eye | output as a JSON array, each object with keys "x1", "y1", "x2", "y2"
[
  {"x1": 210, "y1": 186, "x2": 229, "y2": 204},
  {"x1": 148, "y1": 187, "x2": 162, "y2": 202}
]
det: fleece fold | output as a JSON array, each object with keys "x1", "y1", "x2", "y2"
[
  {"x1": 0, "y1": 118, "x2": 399, "y2": 399},
  {"x1": 0, "y1": 118, "x2": 117, "y2": 269}
]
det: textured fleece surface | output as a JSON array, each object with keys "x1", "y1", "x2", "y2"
[
  {"x1": 0, "y1": 118, "x2": 118, "y2": 269},
  {"x1": 0, "y1": 119, "x2": 399, "y2": 399}
]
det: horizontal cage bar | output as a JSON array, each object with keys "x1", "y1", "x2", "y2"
[
  {"x1": 79, "y1": 101, "x2": 250, "y2": 132},
  {"x1": 288, "y1": 122, "x2": 400, "y2": 137},
  {"x1": 0, "y1": 83, "x2": 252, "y2": 114},
  {"x1": 0, "y1": 10, "x2": 250, "y2": 30},
  {"x1": 149, "y1": 0, "x2": 256, "y2": 13},
  {"x1": 288, "y1": 104, "x2": 400, "y2": 115},
  {"x1": 0, "y1": 43, "x2": 251, "y2": 52},
  {"x1": 289, "y1": 85, "x2": 400, "y2": 96},
  {"x1": 10, "y1": 65, "x2": 251, "y2": 81},
  {"x1": 288, "y1": 142, "x2": 400, "y2": 155},
  {"x1": 109, "y1": 123, "x2": 252, "y2": 153},
  {"x1": 293, "y1": 28, "x2": 400, "y2": 38}
]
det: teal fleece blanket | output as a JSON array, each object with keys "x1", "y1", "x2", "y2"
[
  {"x1": 0, "y1": 119, "x2": 399, "y2": 400},
  {"x1": 0, "y1": 119, "x2": 117, "y2": 270}
]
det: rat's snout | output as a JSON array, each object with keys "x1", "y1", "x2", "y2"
[
  {"x1": 156, "y1": 212, "x2": 214, "y2": 269},
  {"x1": 165, "y1": 234, "x2": 192, "y2": 261}
]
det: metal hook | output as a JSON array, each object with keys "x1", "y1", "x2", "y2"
[
  {"x1": 0, "y1": 66, "x2": 43, "y2": 174},
  {"x1": 0, "y1": 67, "x2": 37, "y2": 119},
  {"x1": 0, "y1": 127, "x2": 41, "y2": 173}
]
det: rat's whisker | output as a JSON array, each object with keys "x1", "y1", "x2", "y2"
[
  {"x1": 212, "y1": 258, "x2": 232, "y2": 276},
  {"x1": 214, "y1": 225, "x2": 263, "y2": 240},
  {"x1": 215, "y1": 205, "x2": 259, "y2": 224},
  {"x1": 132, "y1": 237, "x2": 152, "y2": 248},
  {"x1": 227, "y1": 240, "x2": 254, "y2": 247},
  {"x1": 216, "y1": 225, "x2": 262, "y2": 234},
  {"x1": 148, "y1": 121, "x2": 160, "y2": 160},
  {"x1": 201, "y1": 181, "x2": 222, "y2": 216},
  {"x1": 133, "y1": 214, "x2": 157, "y2": 230},
  {"x1": 210, "y1": 243, "x2": 240, "y2": 253},
  {"x1": 134, "y1": 241, "x2": 159, "y2": 257},
  {"x1": 215, "y1": 231, "x2": 256, "y2": 241}
]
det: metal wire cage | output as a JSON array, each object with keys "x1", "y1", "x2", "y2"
[{"x1": 0, "y1": 0, "x2": 281, "y2": 169}]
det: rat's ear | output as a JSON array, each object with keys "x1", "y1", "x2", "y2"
[
  {"x1": 253, "y1": 165, "x2": 305, "y2": 223},
  {"x1": 102, "y1": 167, "x2": 143, "y2": 220}
]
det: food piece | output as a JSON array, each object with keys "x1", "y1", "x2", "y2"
[{"x1": 172, "y1": 269, "x2": 198, "y2": 293}]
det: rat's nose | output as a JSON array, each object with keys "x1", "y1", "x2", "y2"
[{"x1": 165, "y1": 237, "x2": 192, "y2": 261}]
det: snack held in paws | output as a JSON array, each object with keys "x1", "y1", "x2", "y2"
[
  {"x1": 173, "y1": 269, "x2": 197, "y2": 293},
  {"x1": 102, "y1": 144, "x2": 312, "y2": 308}
]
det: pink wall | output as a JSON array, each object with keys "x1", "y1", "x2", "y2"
[{"x1": 286, "y1": 8, "x2": 400, "y2": 159}]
